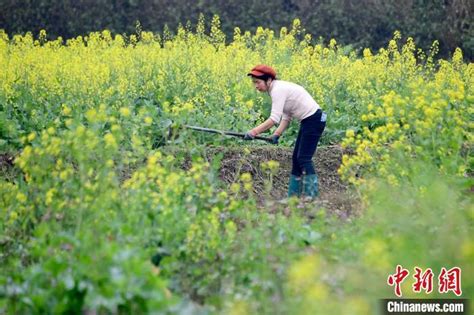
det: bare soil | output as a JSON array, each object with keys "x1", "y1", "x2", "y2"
[
  {"x1": 198, "y1": 144, "x2": 359, "y2": 218},
  {"x1": 0, "y1": 153, "x2": 18, "y2": 182}
]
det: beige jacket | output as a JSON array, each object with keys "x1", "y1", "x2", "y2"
[{"x1": 268, "y1": 80, "x2": 320, "y2": 123}]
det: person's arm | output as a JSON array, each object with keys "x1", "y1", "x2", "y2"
[
  {"x1": 249, "y1": 118, "x2": 275, "y2": 136},
  {"x1": 273, "y1": 119, "x2": 290, "y2": 136},
  {"x1": 247, "y1": 84, "x2": 287, "y2": 138}
]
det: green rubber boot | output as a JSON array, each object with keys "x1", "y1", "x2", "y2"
[
  {"x1": 301, "y1": 174, "x2": 319, "y2": 199},
  {"x1": 288, "y1": 175, "x2": 301, "y2": 198}
]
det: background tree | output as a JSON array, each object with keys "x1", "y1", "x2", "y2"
[{"x1": 0, "y1": 0, "x2": 472, "y2": 59}]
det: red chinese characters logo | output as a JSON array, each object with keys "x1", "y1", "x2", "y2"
[
  {"x1": 387, "y1": 266, "x2": 462, "y2": 297},
  {"x1": 412, "y1": 267, "x2": 434, "y2": 294},
  {"x1": 438, "y1": 267, "x2": 462, "y2": 296},
  {"x1": 387, "y1": 265, "x2": 409, "y2": 297}
]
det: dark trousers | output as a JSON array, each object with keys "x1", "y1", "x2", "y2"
[{"x1": 291, "y1": 109, "x2": 326, "y2": 176}]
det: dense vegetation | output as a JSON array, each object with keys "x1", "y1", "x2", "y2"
[{"x1": 0, "y1": 17, "x2": 472, "y2": 314}]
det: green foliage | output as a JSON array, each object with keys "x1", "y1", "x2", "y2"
[
  {"x1": 0, "y1": 15, "x2": 472, "y2": 315},
  {"x1": 0, "y1": 127, "x2": 177, "y2": 313},
  {"x1": 354, "y1": 159, "x2": 473, "y2": 299},
  {"x1": 2, "y1": 228, "x2": 173, "y2": 314}
]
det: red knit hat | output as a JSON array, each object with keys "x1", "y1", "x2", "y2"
[{"x1": 247, "y1": 64, "x2": 277, "y2": 79}]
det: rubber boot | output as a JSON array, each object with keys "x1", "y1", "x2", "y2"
[
  {"x1": 301, "y1": 174, "x2": 318, "y2": 199},
  {"x1": 288, "y1": 175, "x2": 301, "y2": 198}
]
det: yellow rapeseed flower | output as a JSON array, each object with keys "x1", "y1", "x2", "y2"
[
  {"x1": 345, "y1": 129, "x2": 355, "y2": 138},
  {"x1": 45, "y1": 188, "x2": 57, "y2": 205},
  {"x1": 144, "y1": 116, "x2": 153, "y2": 125},
  {"x1": 267, "y1": 160, "x2": 279, "y2": 171},
  {"x1": 61, "y1": 104, "x2": 72, "y2": 116},
  {"x1": 230, "y1": 183, "x2": 240, "y2": 194},
  {"x1": 288, "y1": 254, "x2": 321, "y2": 291},
  {"x1": 16, "y1": 192, "x2": 27, "y2": 203},
  {"x1": 119, "y1": 107, "x2": 131, "y2": 117},
  {"x1": 240, "y1": 172, "x2": 252, "y2": 182},
  {"x1": 85, "y1": 109, "x2": 98, "y2": 122},
  {"x1": 27, "y1": 132, "x2": 36, "y2": 142},
  {"x1": 9, "y1": 211, "x2": 18, "y2": 222},
  {"x1": 104, "y1": 133, "x2": 117, "y2": 148}
]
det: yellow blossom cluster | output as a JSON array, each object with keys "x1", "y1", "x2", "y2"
[
  {"x1": 339, "y1": 48, "x2": 472, "y2": 184},
  {"x1": 4, "y1": 25, "x2": 469, "y2": 153}
]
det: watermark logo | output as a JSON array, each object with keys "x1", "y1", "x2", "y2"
[
  {"x1": 439, "y1": 267, "x2": 462, "y2": 296},
  {"x1": 382, "y1": 299, "x2": 468, "y2": 314},
  {"x1": 413, "y1": 267, "x2": 433, "y2": 294},
  {"x1": 387, "y1": 265, "x2": 409, "y2": 297},
  {"x1": 387, "y1": 265, "x2": 462, "y2": 297}
]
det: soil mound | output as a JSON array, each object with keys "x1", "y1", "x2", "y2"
[{"x1": 200, "y1": 145, "x2": 358, "y2": 218}]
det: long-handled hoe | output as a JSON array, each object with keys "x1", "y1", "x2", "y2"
[{"x1": 184, "y1": 125, "x2": 273, "y2": 143}]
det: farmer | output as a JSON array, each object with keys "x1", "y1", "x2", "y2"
[{"x1": 245, "y1": 64, "x2": 326, "y2": 199}]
